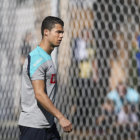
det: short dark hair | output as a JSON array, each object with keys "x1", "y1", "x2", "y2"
[{"x1": 41, "y1": 16, "x2": 64, "y2": 37}]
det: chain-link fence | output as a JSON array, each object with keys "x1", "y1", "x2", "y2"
[
  {"x1": 0, "y1": 0, "x2": 52, "y2": 140},
  {"x1": 0, "y1": 0, "x2": 140, "y2": 140},
  {"x1": 57, "y1": 0, "x2": 140, "y2": 140}
]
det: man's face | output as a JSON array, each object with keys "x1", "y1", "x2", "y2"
[
  {"x1": 117, "y1": 83, "x2": 126, "y2": 97},
  {"x1": 47, "y1": 24, "x2": 64, "y2": 47}
]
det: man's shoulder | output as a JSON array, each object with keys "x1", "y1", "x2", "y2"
[
  {"x1": 28, "y1": 47, "x2": 51, "y2": 77},
  {"x1": 29, "y1": 47, "x2": 41, "y2": 59},
  {"x1": 126, "y1": 87, "x2": 140, "y2": 103},
  {"x1": 29, "y1": 47, "x2": 51, "y2": 61},
  {"x1": 127, "y1": 87, "x2": 138, "y2": 94},
  {"x1": 107, "y1": 89, "x2": 118, "y2": 99},
  {"x1": 127, "y1": 87, "x2": 139, "y2": 97}
]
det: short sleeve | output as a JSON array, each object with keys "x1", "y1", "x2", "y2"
[
  {"x1": 31, "y1": 64, "x2": 46, "y2": 80},
  {"x1": 28, "y1": 54, "x2": 47, "y2": 80},
  {"x1": 107, "y1": 90, "x2": 116, "y2": 101},
  {"x1": 127, "y1": 88, "x2": 140, "y2": 103}
]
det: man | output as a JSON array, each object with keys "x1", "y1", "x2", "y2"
[
  {"x1": 96, "y1": 81, "x2": 140, "y2": 125},
  {"x1": 18, "y1": 16, "x2": 72, "y2": 140},
  {"x1": 103, "y1": 82, "x2": 139, "y2": 124},
  {"x1": 106, "y1": 82, "x2": 139, "y2": 113}
]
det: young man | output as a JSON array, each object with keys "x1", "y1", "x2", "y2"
[{"x1": 18, "y1": 16, "x2": 72, "y2": 140}]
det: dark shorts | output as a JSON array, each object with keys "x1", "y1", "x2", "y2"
[{"x1": 19, "y1": 123, "x2": 61, "y2": 140}]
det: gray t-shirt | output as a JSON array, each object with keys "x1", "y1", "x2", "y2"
[{"x1": 18, "y1": 46, "x2": 57, "y2": 128}]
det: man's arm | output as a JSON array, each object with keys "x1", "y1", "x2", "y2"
[
  {"x1": 103, "y1": 99, "x2": 114, "y2": 112},
  {"x1": 32, "y1": 80, "x2": 72, "y2": 132}
]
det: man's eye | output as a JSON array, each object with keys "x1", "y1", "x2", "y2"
[{"x1": 57, "y1": 31, "x2": 63, "y2": 33}]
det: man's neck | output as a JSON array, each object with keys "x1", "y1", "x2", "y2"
[{"x1": 39, "y1": 39, "x2": 54, "y2": 55}]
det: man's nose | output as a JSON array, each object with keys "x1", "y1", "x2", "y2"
[{"x1": 60, "y1": 33, "x2": 64, "y2": 38}]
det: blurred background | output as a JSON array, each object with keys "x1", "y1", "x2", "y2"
[{"x1": 0, "y1": 0, "x2": 140, "y2": 140}]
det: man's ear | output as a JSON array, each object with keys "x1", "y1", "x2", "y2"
[{"x1": 44, "y1": 29, "x2": 49, "y2": 36}]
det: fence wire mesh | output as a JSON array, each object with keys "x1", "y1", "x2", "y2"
[
  {"x1": 0, "y1": 0, "x2": 140, "y2": 140},
  {"x1": 57, "y1": 0, "x2": 140, "y2": 140},
  {"x1": 0, "y1": 0, "x2": 51, "y2": 140}
]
